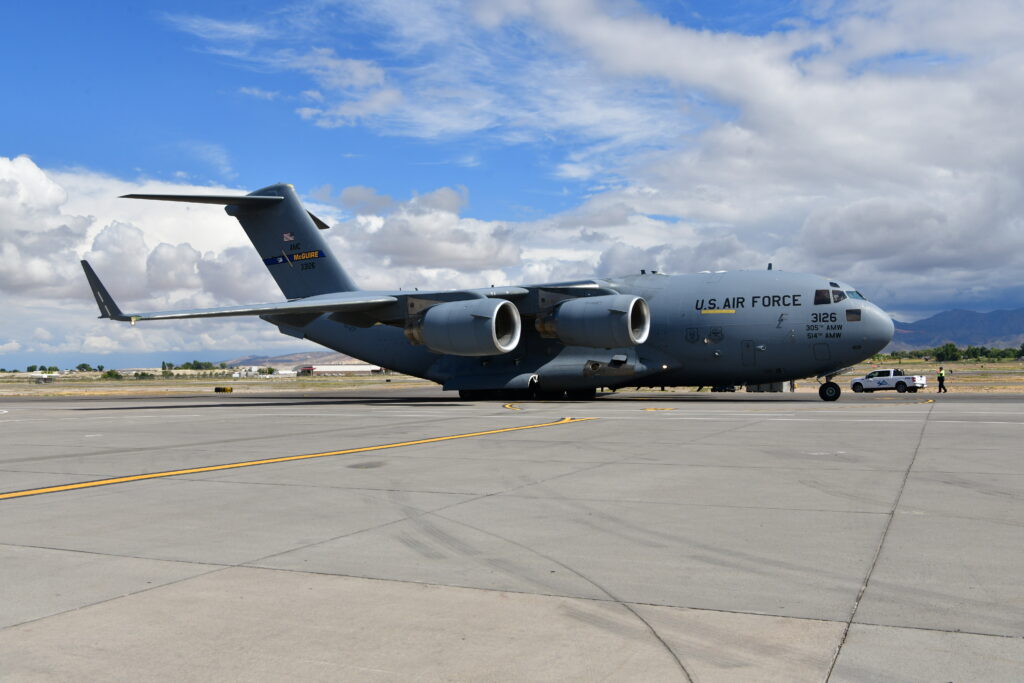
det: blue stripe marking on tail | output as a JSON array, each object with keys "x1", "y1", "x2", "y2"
[{"x1": 263, "y1": 250, "x2": 326, "y2": 266}]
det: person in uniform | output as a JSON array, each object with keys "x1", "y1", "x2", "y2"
[{"x1": 937, "y1": 366, "x2": 947, "y2": 393}]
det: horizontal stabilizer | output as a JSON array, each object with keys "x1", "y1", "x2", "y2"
[{"x1": 121, "y1": 194, "x2": 283, "y2": 207}]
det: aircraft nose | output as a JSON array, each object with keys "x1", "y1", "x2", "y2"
[{"x1": 862, "y1": 303, "x2": 895, "y2": 354}]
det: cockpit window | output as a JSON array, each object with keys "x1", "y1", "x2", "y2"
[
  {"x1": 832, "y1": 290, "x2": 847, "y2": 303},
  {"x1": 814, "y1": 289, "x2": 831, "y2": 305},
  {"x1": 846, "y1": 290, "x2": 867, "y2": 300}
]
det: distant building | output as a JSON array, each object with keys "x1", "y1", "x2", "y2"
[{"x1": 295, "y1": 364, "x2": 382, "y2": 376}]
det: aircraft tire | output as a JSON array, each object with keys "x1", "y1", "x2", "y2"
[
  {"x1": 819, "y1": 382, "x2": 841, "y2": 401},
  {"x1": 896, "y1": 382, "x2": 907, "y2": 393},
  {"x1": 852, "y1": 383, "x2": 864, "y2": 393}
]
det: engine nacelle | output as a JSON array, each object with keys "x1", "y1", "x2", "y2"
[
  {"x1": 536, "y1": 294, "x2": 650, "y2": 348},
  {"x1": 406, "y1": 298, "x2": 522, "y2": 356}
]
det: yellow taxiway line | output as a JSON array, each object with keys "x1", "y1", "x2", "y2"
[{"x1": 0, "y1": 416, "x2": 593, "y2": 501}]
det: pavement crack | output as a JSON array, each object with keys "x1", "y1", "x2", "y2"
[{"x1": 825, "y1": 400, "x2": 935, "y2": 681}]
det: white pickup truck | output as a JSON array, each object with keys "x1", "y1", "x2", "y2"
[{"x1": 850, "y1": 369, "x2": 927, "y2": 394}]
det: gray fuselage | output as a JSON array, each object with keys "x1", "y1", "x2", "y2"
[{"x1": 297, "y1": 269, "x2": 894, "y2": 392}]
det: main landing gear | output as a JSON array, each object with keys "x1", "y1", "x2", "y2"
[{"x1": 818, "y1": 381, "x2": 841, "y2": 402}]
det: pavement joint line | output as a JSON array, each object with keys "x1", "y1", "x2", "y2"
[
  {"x1": 429, "y1": 511, "x2": 695, "y2": 681},
  {"x1": 0, "y1": 414, "x2": 207, "y2": 425},
  {"x1": 825, "y1": 399, "x2": 936, "y2": 680},
  {"x1": 0, "y1": 558, "x2": 236, "y2": 635},
  {"x1": 241, "y1": 441, "x2": 628, "y2": 574},
  {"x1": 0, "y1": 416, "x2": 595, "y2": 501},
  {"x1": 0, "y1": 414, "x2": 516, "y2": 467},
  {"x1": 3, "y1": 542, "x2": 1019, "y2": 644},
  {"x1": 232, "y1": 565, "x2": 1024, "y2": 640}
]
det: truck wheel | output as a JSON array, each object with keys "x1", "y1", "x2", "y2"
[
  {"x1": 852, "y1": 383, "x2": 864, "y2": 393},
  {"x1": 908, "y1": 387, "x2": 918, "y2": 393},
  {"x1": 896, "y1": 382, "x2": 907, "y2": 393},
  {"x1": 819, "y1": 382, "x2": 841, "y2": 401}
]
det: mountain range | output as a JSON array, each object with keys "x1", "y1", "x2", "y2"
[{"x1": 890, "y1": 308, "x2": 1024, "y2": 350}]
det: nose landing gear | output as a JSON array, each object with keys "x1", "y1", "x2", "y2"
[{"x1": 818, "y1": 381, "x2": 841, "y2": 401}]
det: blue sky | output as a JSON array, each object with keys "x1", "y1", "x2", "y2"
[{"x1": 2, "y1": 0, "x2": 1024, "y2": 369}]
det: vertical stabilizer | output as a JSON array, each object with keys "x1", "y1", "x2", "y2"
[
  {"x1": 227, "y1": 184, "x2": 357, "y2": 298},
  {"x1": 123, "y1": 185, "x2": 357, "y2": 299}
]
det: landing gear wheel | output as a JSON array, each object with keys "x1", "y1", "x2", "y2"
[
  {"x1": 819, "y1": 382, "x2": 841, "y2": 401},
  {"x1": 852, "y1": 383, "x2": 864, "y2": 393}
]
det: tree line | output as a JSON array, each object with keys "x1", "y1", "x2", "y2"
[
  {"x1": 0, "y1": 361, "x2": 227, "y2": 373},
  {"x1": 887, "y1": 342, "x2": 1024, "y2": 362}
]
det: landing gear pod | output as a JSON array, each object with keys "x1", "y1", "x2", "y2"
[
  {"x1": 536, "y1": 295, "x2": 650, "y2": 348},
  {"x1": 406, "y1": 298, "x2": 522, "y2": 356}
]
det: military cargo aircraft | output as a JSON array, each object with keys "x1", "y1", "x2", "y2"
[{"x1": 81, "y1": 183, "x2": 894, "y2": 401}]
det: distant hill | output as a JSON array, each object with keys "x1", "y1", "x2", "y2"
[
  {"x1": 890, "y1": 308, "x2": 1024, "y2": 350},
  {"x1": 222, "y1": 351, "x2": 357, "y2": 368}
]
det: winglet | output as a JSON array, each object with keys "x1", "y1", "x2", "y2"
[{"x1": 80, "y1": 260, "x2": 130, "y2": 321}]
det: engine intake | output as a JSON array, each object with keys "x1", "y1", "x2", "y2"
[
  {"x1": 536, "y1": 294, "x2": 650, "y2": 348},
  {"x1": 406, "y1": 298, "x2": 521, "y2": 356}
]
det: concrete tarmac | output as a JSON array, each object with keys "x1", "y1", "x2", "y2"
[{"x1": 0, "y1": 389, "x2": 1021, "y2": 682}]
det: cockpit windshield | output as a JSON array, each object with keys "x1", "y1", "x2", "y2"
[
  {"x1": 832, "y1": 290, "x2": 847, "y2": 303},
  {"x1": 846, "y1": 290, "x2": 867, "y2": 300}
]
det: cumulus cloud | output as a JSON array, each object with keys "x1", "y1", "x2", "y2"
[
  {"x1": 0, "y1": 156, "x2": 316, "y2": 358},
  {"x1": 339, "y1": 185, "x2": 395, "y2": 215},
  {"x1": 339, "y1": 186, "x2": 520, "y2": 270},
  {"x1": 146, "y1": 242, "x2": 203, "y2": 291},
  {"x1": 0, "y1": 156, "x2": 555, "y2": 361}
]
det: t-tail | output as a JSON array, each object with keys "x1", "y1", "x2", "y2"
[{"x1": 122, "y1": 183, "x2": 357, "y2": 298}]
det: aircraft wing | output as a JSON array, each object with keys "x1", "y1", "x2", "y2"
[
  {"x1": 462, "y1": 280, "x2": 618, "y2": 300},
  {"x1": 81, "y1": 260, "x2": 396, "y2": 323},
  {"x1": 83, "y1": 256, "x2": 618, "y2": 327}
]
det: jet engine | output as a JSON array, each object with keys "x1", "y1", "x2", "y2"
[
  {"x1": 535, "y1": 294, "x2": 650, "y2": 348},
  {"x1": 406, "y1": 298, "x2": 522, "y2": 356}
]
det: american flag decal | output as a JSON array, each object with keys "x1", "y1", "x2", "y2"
[{"x1": 282, "y1": 232, "x2": 295, "y2": 242}]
